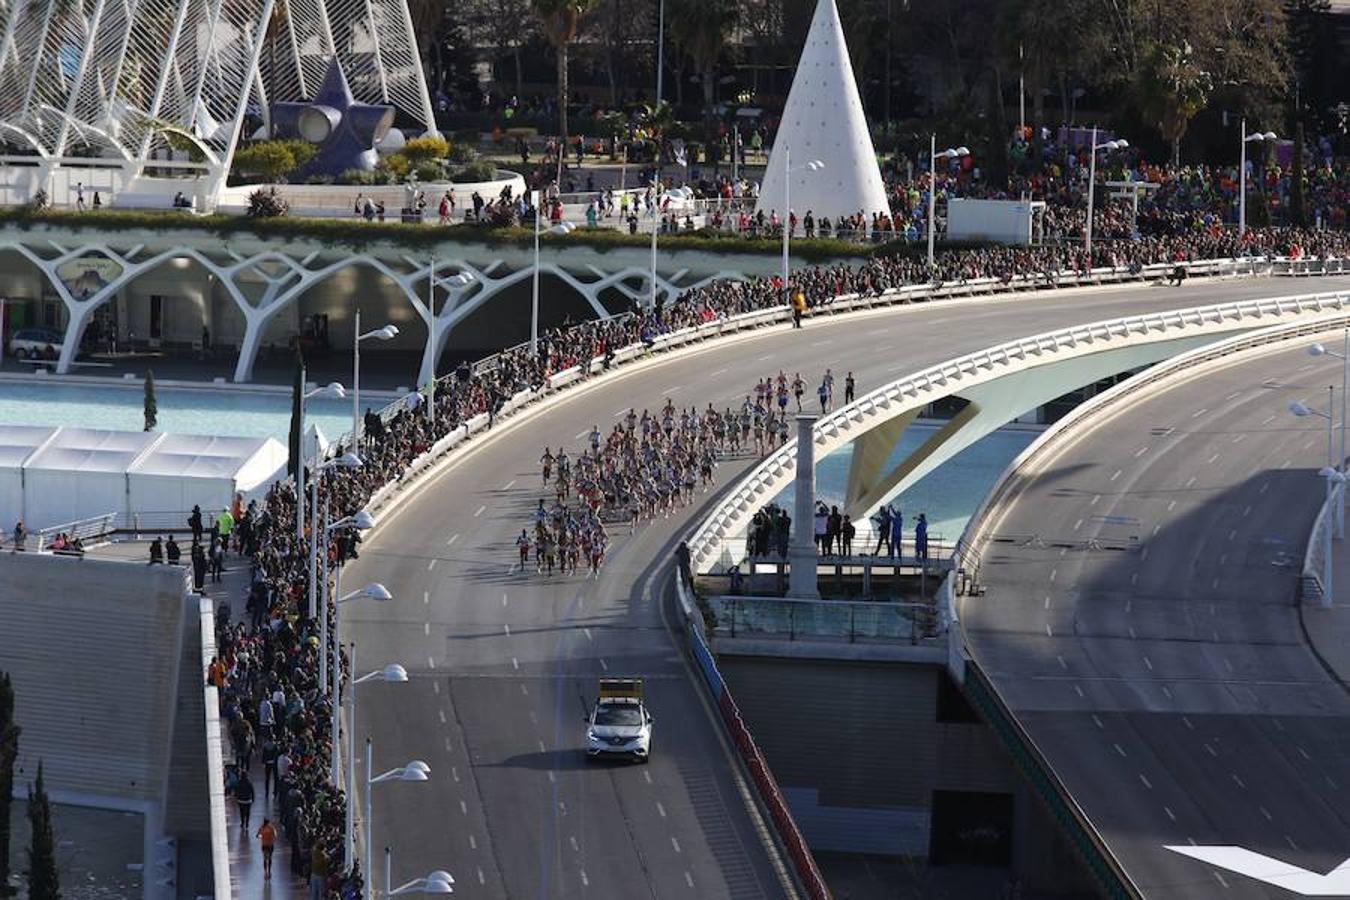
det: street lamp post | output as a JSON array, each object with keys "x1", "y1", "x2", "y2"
[
  {"x1": 428, "y1": 271, "x2": 475, "y2": 427},
  {"x1": 927, "y1": 137, "x2": 969, "y2": 269},
  {"x1": 1239, "y1": 120, "x2": 1278, "y2": 237},
  {"x1": 385, "y1": 848, "x2": 455, "y2": 895},
  {"x1": 365, "y1": 742, "x2": 430, "y2": 900},
  {"x1": 307, "y1": 450, "x2": 360, "y2": 693},
  {"x1": 1084, "y1": 127, "x2": 1129, "y2": 258},
  {"x1": 531, "y1": 207, "x2": 574, "y2": 353},
  {"x1": 1290, "y1": 387, "x2": 1344, "y2": 607},
  {"x1": 1309, "y1": 332, "x2": 1349, "y2": 538},
  {"x1": 329, "y1": 579, "x2": 392, "y2": 788},
  {"x1": 296, "y1": 380, "x2": 346, "y2": 542},
  {"x1": 781, "y1": 150, "x2": 825, "y2": 306},
  {"x1": 342, "y1": 648, "x2": 406, "y2": 868},
  {"x1": 352, "y1": 312, "x2": 399, "y2": 449}
]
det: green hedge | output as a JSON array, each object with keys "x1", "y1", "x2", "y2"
[{"x1": 0, "y1": 206, "x2": 932, "y2": 261}]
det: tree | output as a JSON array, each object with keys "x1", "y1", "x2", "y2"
[
  {"x1": 1134, "y1": 40, "x2": 1213, "y2": 166},
  {"x1": 529, "y1": 0, "x2": 598, "y2": 142},
  {"x1": 0, "y1": 672, "x2": 19, "y2": 898},
  {"x1": 25, "y1": 763, "x2": 58, "y2": 900},
  {"x1": 288, "y1": 352, "x2": 304, "y2": 482},
  {"x1": 668, "y1": 0, "x2": 739, "y2": 139},
  {"x1": 143, "y1": 370, "x2": 157, "y2": 432}
]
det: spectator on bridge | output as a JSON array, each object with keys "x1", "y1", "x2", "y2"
[
  {"x1": 166, "y1": 536, "x2": 181, "y2": 565},
  {"x1": 11, "y1": 520, "x2": 24, "y2": 553},
  {"x1": 148, "y1": 536, "x2": 163, "y2": 564},
  {"x1": 915, "y1": 513, "x2": 929, "y2": 562},
  {"x1": 841, "y1": 515, "x2": 855, "y2": 556},
  {"x1": 189, "y1": 504, "x2": 204, "y2": 541},
  {"x1": 871, "y1": 506, "x2": 892, "y2": 556}
]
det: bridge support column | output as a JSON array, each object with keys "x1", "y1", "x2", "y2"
[{"x1": 789, "y1": 414, "x2": 819, "y2": 599}]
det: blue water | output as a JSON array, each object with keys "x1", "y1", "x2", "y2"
[
  {"x1": 775, "y1": 423, "x2": 1039, "y2": 543},
  {"x1": 0, "y1": 381, "x2": 355, "y2": 442}
]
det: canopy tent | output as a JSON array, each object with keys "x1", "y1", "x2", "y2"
[
  {"x1": 127, "y1": 434, "x2": 288, "y2": 521},
  {"x1": 9, "y1": 427, "x2": 288, "y2": 531},
  {"x1": 0, "y1": 426, "x2": 61, "y2": 526}
]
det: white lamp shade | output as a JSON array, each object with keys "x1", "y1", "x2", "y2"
[
  {"x1": 382, "y1": 664, "x2": 409, "y2": 682},
  {"x1": 361, "y1": 582, "x2": 393, "y2": 601},
  {"x1": 1290, "y1": 401, "x2": 1312, "y2": 417},
  {"x1": 352, "y1": 509, "x2": 376, "y2": 530}
]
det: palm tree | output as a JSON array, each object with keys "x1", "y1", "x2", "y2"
[
  {"x1": 529, "y1": 0, "x2": 598, "y2": 142},
  {"x1": 669, "y1": 0, "x2": 738, "y2": 141}
]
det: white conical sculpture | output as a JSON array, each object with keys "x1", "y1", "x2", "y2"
[{"x1": 756, "y1": 0, "x2": 890, "y2": 225}]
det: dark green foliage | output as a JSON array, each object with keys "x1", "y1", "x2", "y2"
[{"x1": 25, "y1": 763, "x2": 58, "y2": 900}]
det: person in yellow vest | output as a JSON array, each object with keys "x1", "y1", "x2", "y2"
[{"x1": 791, "y1": 290, "x2": 807, "y2": 329}]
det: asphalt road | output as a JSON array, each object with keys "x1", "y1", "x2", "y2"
[
  {"x1": 344, "y1": 275, "x2": 1350, "y2": 900},
  {"x1": 965, "y1": 338, "x2": 1350, "y2": 899}
]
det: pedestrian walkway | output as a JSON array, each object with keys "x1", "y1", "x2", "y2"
[{"x1": 87, "y1": 539, "x2": 306, "y2": 899}]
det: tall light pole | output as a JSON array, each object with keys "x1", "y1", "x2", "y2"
[
  {"x1": 1239, "y1": 120, "x2": 1277, "y2": 237},
  {"x1": 1084, "y1": 128, "x2": 1128, "y2": 258},
  {"x1": 344, "y1": 650, "x2": 407, "y2": 868},
  {"x1": 365, "y1": 744, "x2": 430, "y2": 900},
  {"x1": 429, "y1": 271, "x2": 475, "y2": 426},
  {"x1": 352, "y1": 311, "x2": 399, "y2": 449},
  {"x1": 296, "y1": 379, "x2": 345, "y2": 541},
  {"x1": 1290, "y1": 388, "x2": 1344, "y2": 608},
  {"x1": 329, "y1": 579, "x2": 390, "y2": 787},
  {"x1": 308, "y1": 451, "x2": 361, "y2": 693},
  {"x1": 927, "y1": 137, "x2": 969, "y2": 269},
  {"x1": 781, "y1": 149, "x2": 825, "y2": 305},
  {"x1": 1310, "y1": 334, "x2": 1349, "y2": 537}
]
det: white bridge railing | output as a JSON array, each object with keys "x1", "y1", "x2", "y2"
[{"x1": 686, "y1": 287, "x2": 1350, "y2": 574}]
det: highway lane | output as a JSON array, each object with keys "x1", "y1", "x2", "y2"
[
  {"x1": 343, "y1": 275, "x2": 1350, "y2": 899},
  {"x1": 965, "y1": 338, "x2": 1350, "y2": 898}
]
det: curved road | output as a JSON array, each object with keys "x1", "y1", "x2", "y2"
[
  {"x1": 966, "y1": 336, "x2": 1350, "y2": 898},
  {"x1": 345, "y1": 275, "x2": 1350, "y2": 899}
]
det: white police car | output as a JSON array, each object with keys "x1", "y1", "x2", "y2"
[{"x1": 584, "y1": 678, "x2": 653, "y2": 762}]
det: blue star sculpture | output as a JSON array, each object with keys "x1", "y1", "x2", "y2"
[{"x1": 271, "y1": 60, "x2": 395, "y2": 178}]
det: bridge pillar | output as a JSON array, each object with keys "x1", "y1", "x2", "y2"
[{"x1": 789, "y1": 414, "x2": 819, "y2": 599}]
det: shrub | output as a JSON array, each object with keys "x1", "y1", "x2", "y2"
[
  {"x1": 246, "y1": 187, "x2": 289, "y2": 218},
  {"x1": 377, "y1": 153, "x2": 411, "y2": 182},
  {"x1": 339, "y1": 168, "x2": 377, "y2": 186},
  {"x1": 414, "y1": 161, "x2": 446, "y2": 182},
  {"x1": 402, "y1": 135, "x2": 449, "y2": 163},
  {"x1": 447, "y1": 142, "x2": 479, "y2": 166},
  {"x1": 305, "y1": 173, "x2": 336, "y2": 185},
  {"x1": 450, "y1": 161, "x2": 496, "y2": 184},
  {"x1": 233, "y1": 142, "x2": 298, "y2": 182}
]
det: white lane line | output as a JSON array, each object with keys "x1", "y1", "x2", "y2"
[
  {"x1": 1287, "y1": 835, "x2": 1299, "y2": 851},
  {"x1": 1205, "y1": 744, "x2": 1218, "y2": 757},
  {"x1": 1114, "y1": 743, "x2": 1127, "y2": 758},
  {"x1": 433, "y1": 681, "x2": 440, "y2": 695},
  {"x1": 583, "y1": 627, "x2": 593, "y2": 641},
  {"x1": 1242, "y1": 505, "x2": 1251, "y2": 518},
  {"x1": 580, "y1": 870, "x2": 590, "y2": 888},
  {"x1": 709, "y1": 368, "x2": 728, "y2": 377},
  {"x1": 1141, "y1": 548, "x2": 1150, "y2": 561},
  {"x1": 1130, "y1": 573, "x2": 1139, "y2": 585},
  {"x1": 502, "y1": 593, "x2": 508, "y2": 606},
  {"x1": 1262, "y1": 414, "x2": 1276, "y2": 425},
  {"x1": 1092, "y1": 715, "x2": 1104, "y2": 730},
  {"x1": 502, "y1": 479, "x2": 516, "y2": 490},
  {"x1": 1192, "y1": 408, "x2": 1208, "y2": 418},
  {"x1": 1298, "y1": 746, "x2": 1312, "y2": 760},
  {"x1": 1260, "y1": 806, "x2": 1273, "y2": 821},
  {"x1": 656, "y1": 802, "x2": 667, "y2": 818},
  {"x1": 1214, "y1": 871, "x2": 1230, "y2": 889},
  {"x1": 469, "y1": 834, "x2": 477, "y2": 850},
  {"x1": 1073, "y1": 518, "x2": 1083, "y2": 531},
  {"x1": 1207, "y1": 453, "x2": 1220, "y2": 464},
  {"x1": 519, "y1": 684, "x2": 528, "y2": 696},
  {"x1": 1152, "y1": 524, "x2": 1161, "y2": 537},
  {"x1": 1232, "y1": 773, "x2": 1246, "y2": 789},
  {"x1": 1044, "y1": 597, "x2": 1051, "y2": 611},
  {"x1": 424, "y1": 591, "x2": 430, "y2": 605},
  {"x1": 445, "y1": 737, "x2": 453, "y2": 752},
  {"x1": 474, "y1": 504, "x2": 486, "y2": 517},
  {"x1": 1328, "y1": 775, "x2": 1340, "y2": 790},
  {"x1": 452, "y1": 766, "x2": 459, "y2": 782},
  {"x1": 1045, "y1": 624, "x2": 1053, "y2": 637},
  {"x1": 1219, "y1": 554, "x2": 1228, "y2": 565},
  {"x1": 428, "y1": 559, "x2": 437, "y2": 571},
  {"x1": 512, "y1": 657, "x2": 519, "y2": 670},
  {"x1": 1074, "y1": 684, "x2": 1085, "y2": 698},
  {"x1": 504, "y1": 624, "x2": 511, "y2": 636},
  {"x1": 1281, "y1": 459, "x2": 1292, "y2": 469},
  {"x1": 643, "y1": 770, "x2": 653, "y2": 784},
  {"x1": 664, "y1": 386, "x2": 683, "y2": 395},
  {"x1": 1090, "y1": 494, "x2": 1100, "y2": 506},
  {"x1": 477, "y1": 868, "x2": 486, "y2": 886},
  {"x1": 671, "y1": 837, "x2": 682, "y2": 853},
  {"x1": 1126, "y1": 599, "x2": 1133, "y2": 613},
  {"x1": 1056, "y1": 655, "x2": 1067, "y2": 670},
  {"x1": 1110, "y1": 469, "x2": 1122, "y2": 482},
  {"x1": 570, "y1": 836, "x2": 580, "y2": 852},
  {"x1": 1167, "y1": 499, "x2": 1177, "y2": 512},
  {"x1": 1165, "y1": 806, "x2": 1177, "y2": 822},
  {"x1": 1227, "y1": 529, "x2": 1237, "y2": 541},
  {"x1": 424, "y1": 622, "x2": 431, "y2": 635},
  {"x1": 447, "y1": 533, "x2": 459, "y2": 546},
  {"x1": 1186, "y1": 475, "x2": 1197, "y2": 488},
  {"x1": 428, "y1": 657, "x2": 436, "y2": 669},
  {"x1": 1224, "y1": 658, "x2": 1234, "y2": 672},
  {"x1": 1232, "y1": 433, "x2": 1245, "y2": 444},
  {"x1": 1211, "y1": 578, "x2": 1220, "y2": 589},
  {"x1": 574, "y1": 429, "x2": 589, "y2": 440},
  {"x1": 599, "y1": 658, "x2": 609, "y2": 671},
  {"x1": 685, "y1": 872, "x2": 695, "y2": 889},
  {"x1": 538, "y1": 740, "x2": 547, "y2": 753},
  {"x1": 1129, "y1": 627, "x2": 1137, "y2": 640},
  {"x1": 1135, "y1": 447, "x2": 1148, "y2": 458},
  {"x1": 1183, "y1": 716, "x2": 1195, "y2": 730},
  {"x1": 547, "y1": 771, "x2": 556, "y2": 783},
  {"x1": 1260, "y1": 481, "x2": 1269, "y2": 494},
  {"x1": 1162, "y1": 685, "x2": 1173, "y2": 700},
  {"x1": 439, "y1": 710, "x2": 447, "y2": 724},
  {"x1": 1139, "y1": 773, "x2": 1153, "y2": 790},
  {"x1": 1049, "y1": 569, "x2": 1057, "y2": 582},
  {"x1": 756, "y1": 354, "x2": 772, "y2": 361},
  {"x1": 612, "y1": 407, "x2": 629, "y2": 417}
]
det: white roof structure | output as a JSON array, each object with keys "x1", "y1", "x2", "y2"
[
  {"x1": 0, "y1": 426, "x2": 286, "y2": 530},
  {"x1": 756, "y1": 0, "x2": 890, "y2": 224}
]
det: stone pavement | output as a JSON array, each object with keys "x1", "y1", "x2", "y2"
[{"x1": 86, "y1": 540, "x2": 306, "y2": 899}]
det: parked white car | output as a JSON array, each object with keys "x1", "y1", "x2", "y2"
[
  {"x1": 584, "y1": 678, "x2": 652, "y2": 762},
  {"x1": 8, "y1": 328, "x2": 63, "y2": 360}
]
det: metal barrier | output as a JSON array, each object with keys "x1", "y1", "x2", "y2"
[
  {"x1": 34, "y1": 511, "x2": 118, "y2": 550},
  {"x1": 709, "y1": 594, "x2": 937, "y2": 644},
  {"x1": 1301, "y1": 483, "x2": 1340, "y2": 606}
]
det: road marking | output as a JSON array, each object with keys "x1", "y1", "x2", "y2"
[
  {"x1": 643, "y1": 770, "x2": 653, "y2": 784},
  {"x1": 1129, "y1": 627, "x2": 1137, "y2": 640},
  {"x1": 1139, "y1": 773, "x2": 1153, "y2": 790},
  {"x1": 1192, "y1": 408, "x2": 1208, "y2": 418},
  {"x1": 1074, "y1": 684, "x2": 1085, "y2": 698},
  {"x1": 460, "y1": 800, "x2": 468, "y2": 815},
  {"x1": 709, "y1": 368, "x2": 728, "y2": 377},
  {"x1": 1286, "y1": 835, "x2": 1299, "y2": 851},
  {"x1": 1186, "y1": 475, "x2": 1197, "y2": 488},
  {"x1": 452, "y1": 766, "x2": 459, "y2": 782},
  {"x1": 1153, "y1": 524, "x2": 1161, "y2": 537},
  {"x1": 477, "y1": 868, "x2": 485, "y2": 886},
  {"x1": 1328, "y1": 775, "x2": 1340, "y2": 790},
  {"x1": 474, "y1": 505, "x2": 486, "y2": 517},
  {"x1": 559, "y1": 801, "x2": 567, "y2": 814},
  {"x1": 656, "y1": 802, "x2": 667, "y2": 818},
  {"x1": 1213, "y1": 870, "x2": 1228, "y2": 889},
  {"x1": 1281, "y1": 459, "x2": 1292, "y2": 468},
  {"x1": 579, "y1": 870, "x2": 589, "y2": 887},
  {"x1": 1045, "y1": 624, "x2": 1053, "y2": 637},
  {"x1": 503, "y1": 594, "x2": 508, "y2": 606},
  {"x1": 1262, "y1": 414, "x2": 1276, "y2": 425},
  {"x1": 468, "y1": 834, "x2": 477, "y2": 850},
  {"x1": 1131, "y1": 573, "x2": 1139, "y2": 585},
  {"x1": 1049, "y1": 569, "x2": 1057, "y2": 582},
  {"x1": 1143, "y1": 656, "x2": 1153, "y2": 671},
  {"x1": 447, "y1": 534, "x2": 459, "y2": 546},
  {"x1": 1224, "y1": 658, "x2": 1234, "y2": 672},
  {"x1": 502, "y1": 479, "x2": 515, "y2": 490},
  {"x1": 1205, "y1": 744, "x2": 1218, "y2": 757},
  {"x1": 1207, "y1": 453, "x2": 1220, "y2": 464},
  {"x1": 756, "y1": 354, "x2": 772, "y2": 361},
  {"x1": 1056, "y1": 655, "x2": 1067, "y2": 669},
  {"x1": 538, "y1": 739, "x2": 547, "y2": 753},
  {"x1": 1227, "y1": 529, "x2": 1237, "y2": 541},
  {"x1": 512, "y1": 657, "x2": 519, "y2": 670},
  {"x1": 1073, "y1": 518, "x2": 1083, "y2": 531},
  {"x1": 570, "y1": 836, "x2": 580, "y2": 852},
  {"x1": 1165, "y1": 806, "x2": 1177, "y2": 822},
  {"x1": 671, "y1": 837, "x2": 682, "y2": 853},
  {"x1": 424, "y1": 622, "x2": 431, "y2": 635},
  {"x1": 1219, "y1": 554, "x2": 1228, "y2": 565},
  {"x1": 1135, "y1": 447, "x2": 1149, "y2": 458},
  {"x1": 1110, "y1": 469, "x2": 1122, "y2": 482},
  {"x1": 1260, "y1": 482, "x2": 1269, "y2": 494},
  {"x1": 520, "y1": 684, "x2": 528, "y2": 696},
  {"x1": 428, "y1": 559, "x2": 437, "y2": 571},
  {"x1": 1242, "y1": 505, "x2": 1252, "y2": 518},
  {"x1": 1092, "y1": 715, "x2": 1104, "y2": 729},
  {"x1": 1232, "y1": 773, "x2": 1246, "y2": 789},
  {"x1": 548, "y1": 771, "x2": 556, "y2": 783},
  {"x1": 445, "y1": 737, "x2": 453, "y2": 752},
  {"x1": 424, "y1": 591, "x2": 430, "y2": 605},
  {"x1": 433, "y1": 681, "x2": 440, "y2": 694},
  {"x1": 439, "y1": 710, "x2": 447, "y2": 724},
  {"x1": 574, "y1": 430, "x2": 589, "y2": 440},
  {"x1": 1183, "y1": 716, "x2": 1195, "y2": 730},
  {"x1": 1114, "y1": 743, "x2": 1127, "y2": 758},
  {"x1": 1298, "y1": 746, "x2": 1312, "y2": 761},
  {"x1": 504, "y1": 624, "x2": 511, "y2": 636},
  {"x1": 1211, "y1": 578, "x2": 1220, "y2": 589},
  {"x1": 1162, "y1": 685, "x2": 1173, "y2": 699},
  {"x1": 685, "y1": 872, "x2": 695, "y2": 888},
  {"x1": 583, "y1": 627, "x2": 593, "y2": 641},
  {"x1": 1090, "y1": 494, "x2": 1100, "y2": 506},
  {"x1": 1125, "y1": 599, "x2": 1133, "y2": 613},
  {"x1": 1167, "y1": 499, "x2": 1177, "y2": 512},
  {"x1": 1232, "y1": 433, "x2": 1245, "y2": 444},
  {"x1": 428, "y1": 656, "x2": 436, "y2": 669},
  {"x1": 1260, "y1": 806, "x2": 1272, "y2": 821},
  {"x1": 599, "y1": 658, "x2": 609, "y2": 671},
  {"x1": 1141, "y1": 548, "x2": 1149, "y2": 561}
]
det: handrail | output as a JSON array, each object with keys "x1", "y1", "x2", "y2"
[
  {"x1": 35, "y1": 511, "x2": 117, "y2": 550},
  {"x1": 686, "y1": 285, "x2": 1350, "y2": 573},
  {"x1": 198, "y1": 596, "x2": 231, "y2": 900},
  {"x1": 1301, "y1": 486, "x2": 1338, "y2": 606}
]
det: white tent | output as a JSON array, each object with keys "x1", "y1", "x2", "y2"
[
  {"x1": 0, "y1": 426, "x2": 60, "y2": 526},
  {"x1": 23, "y1": 428, "x2": 162, "y2": 530},
  {"x1": 127, "y1": 434, "x2": 288, "y2": 521},
  {"x1": 756, "y1": 0, "x2": 890, "y2": 224}
]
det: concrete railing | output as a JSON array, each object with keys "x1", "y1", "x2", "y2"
[
  {"x1": 686, "y1": 286, "x2": 1350, "y2": 575},
  {"x1": 1301, "y1": 487, "x2": 1339, "y2": 606},
  {"x1": 673, "y1": 565, "x2": 831, "y2": 900},
  {"x1": 198, "y1": 595, "x2": 230, "y2": 900}
]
